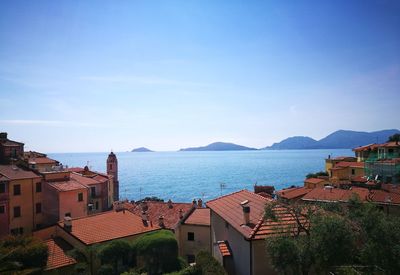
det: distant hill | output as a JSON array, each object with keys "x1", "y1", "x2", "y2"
[
  {"x1": 179, "y1": 142, "x2": 257, "y2": 151},
  {"x1": 263, "y1": 129, "x2": 400, "y2": 150},
  {"x1": 131, "y1": 147, "x2": 153, "y2": 152}
]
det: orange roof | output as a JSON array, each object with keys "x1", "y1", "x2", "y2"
[
  {"x1": 127, "y1": 201, "x2": 193, "y2": 229},
  {"x1": 184, "y1": 208, "x2": 210, "y2": 226},
  {"x1": 277, "y1": 186, "x2": 313, "y2": 200},
  {"x1": 305, "y1": 178, "x2": 326, "y2": 184},
  {"x1": 368, "y1": 190, "x2": 400, "y2": 205},
  {"x1": 378, "y1": 141, "x2": 400, "y2": 148},
  {"x1": 335, "y1": 161, "x2": 365, "y2": 168},
  {"x1": 29, "y1": 157, "x2": 58, "y2": 165},
  {"x1": 207, "y1": 190, "x2": 272, "y2": 238},
  {"x1": 58, "y1": 210, "x2": 160, "y2": 245},
  {"x1": 0, "y1": 165, "x2": 41, "y2": 180},
  {"x1": 44, "y1": 238, "x2": 76, "y2": 270},
  {"x1": 302, "y1": 187, "x2": 369, "y2": 203},
  {"x1": 353, "y1": 143, "x2": 376, "y2": 152},
  {"x1": 47, "y1": 175, "x2": 88, "y2": 192},
  {"x1": 217, "y1": 241, "x2": 231, "y2": 257}
]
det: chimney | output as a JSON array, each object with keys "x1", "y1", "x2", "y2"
[
  {"x1": 167, "y1": 199, "x2": 173, "y2": 209},
  {"x1": 63, "y1": 216, "x2": 72, "y2": 232},
  {"x1": 240, "y1": 200, "x2": 250, "y2": 225},
  {"x1": 192, "y1": 199, "x2": 197, "y2": 207},
  {"x1": 197, "y1": 198, "x2": 203, "y2": 208},
  {"x1": 141, "y1": 210, "x2": 147, "y2": 221},
  {"x1": 179, "y1": 209, "x2": 183, "y2": 219},
  {"x1": 141, "y1": 201, "x2": 148, "y2": 211},
  {"x1": 158, "y1": 215, "x2": 165, "y2": 228},
  {"x1": 0, "y1": 132, "x2": 7, "y2": 141}
]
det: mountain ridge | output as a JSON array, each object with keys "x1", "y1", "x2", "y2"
[{"x1": 179, "y1": 142, "x2": 257, "y2": 151}]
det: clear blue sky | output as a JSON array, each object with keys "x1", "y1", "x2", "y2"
[{"x1": 0, "y1": 0, "x2": 399, "y2": 152}]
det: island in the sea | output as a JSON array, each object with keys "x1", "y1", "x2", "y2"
[
  {"x1": 131, "y1": 147, "x2": 154, "y2": 152},
  {"x1": 179, "y1": 142, "x2": 257, "y2": 151}
]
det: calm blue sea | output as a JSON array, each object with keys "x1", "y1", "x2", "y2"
[{"x1": 48, "y1": 150, "x2": 352, "y2": 203}]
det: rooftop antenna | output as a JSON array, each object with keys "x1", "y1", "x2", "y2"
[
  {"x1": 139, "y1": 186, "x2": 143, "y2": 200},
  {"x1": 220, "y1": 182, "x2": 226, "y2": 196}
]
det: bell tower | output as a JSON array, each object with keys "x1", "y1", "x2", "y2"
[{"x1": 107, "y1": 151, "x2": 119, "y2": 201}]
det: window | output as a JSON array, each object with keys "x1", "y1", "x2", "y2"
[
  {"x1": 90, "y1": 187, "x2": 96, "y2": 198},
  {"x1": 10, "y1": 227, "x2": 23, "y2": 235},
  {"x1": 36, "y1": 224, "x2": 43, "y2": 230},
  {"x1": 351, "y1": 169, "x2": 355, "y2": 175},
  {"x1": 13, "y1": 206, "x2": 21, "y2": 218},
  {"x1": 95, "y1": 201, "x2": 99, "y2": 210},
  {"x1": 78, "y1": 193, "x2": 83, "y2": 202},
  {"x1": 36, "y1": 182, "x2": 42, "y2": 193},
  {"x1": 187, "y1": 232, "x2": 195, "y2": 241},
  {"x1": 187, "y1": 254, "x2": 195, "y2": 263},
  {"x1": 36, "y1": 203, "x2": 42, "y2": 214},
  {"x1": 0, "y1": 182, "x2": 5, "y2": 193},
  {"x1": 0, "y1": 205, "x2": 5, "y2": 214},
  {"x1": 109, "y1": 164, "x2": 112, "y2": 170},
  {"x1": 65, "y1": 212, "x2": 71, "y2": 217},
  {"x1": 13, "y1": 184, "x2": 21, "y2": 196}
]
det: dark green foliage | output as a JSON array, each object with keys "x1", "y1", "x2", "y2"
[
  {"x1": 306, "y1": 171, "x2": 328, "y2": 179},
  {"x1": 98, "y1": 264, "x2": 114, "y2": 275},
  {"x1": 195, "y1": 250, "x2": 227, "y2": 275},
  {"x1": 98, "y1": 240, "x2": 132, "y2": 275},
  {"x1": 387, "y1": 133, "x2": 400, "y2": 142},
  {"x1": 265, "y1": 198, "x2": 400, "y2": 275},
  {"x1": 0, "y1": 235, "x2": 48, "y2": 273},
  {"x1": 137, "y1": 196, "x2": 164, "y2": 203},
  {"x1": 133, "y1": 230, "x2": 181, "y2": 275}
]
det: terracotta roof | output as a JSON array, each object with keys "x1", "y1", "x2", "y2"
[
  {"x1": 184, "y1": 208, "x2": 210, "y2": 226},
  {"x1": 302, "y1": 187, "x2": 369, "y2": 203},
  {"x1": 378, "y1": 141, "x2": 400, "y2": 148},
  {"x1": 0, "y1": 165, "x2": 40, "y2": 180},
  {"x1": 47, "y1": 174, "x2": 88, "y2": 192},
  {"x1": 44, "y1": 238, "x2": 76, "y2": 270},
  {"x1": 330, "y1": 156, "x2": 357, "y2": 161},
  {"x1": 368, "y1": 189, "x2": 400, "y2": 205},
  {"x1": 277, "y1": 187, "x2": 313, "y2": 200},
  {"x1": 305, "y1": 178, "x2": 326, "y2": 184},
  {"x1": 70, "y1": 172, "x2": 101, "y2": 186},
  {"x1": 29, "y1": 157, "x2": 58, "y2": 165},
  {"x1": 217, "y1": 241, "x2": 231, "y2": 257},
  {"x1": 67, "y1": 167, "x2": 85, "y2": 173},
  {"x1": 353, "y1": 144, "x2": 376, "y2": 152},
  {"x1": 335, "y1": 161, "x2": 365, "y2": 168},
  {"x1": 126, "y1": 201, "x2": 193, "y2": 229},
  {"x1": 207, "y1": 190, "x2": 272, "y2": 238},
  {"x1": 250, "y1": 206, "x2": 308, "y2": 240},
  {"x1": 58, "y1": 210, "x2": 160, "y2": 245}
]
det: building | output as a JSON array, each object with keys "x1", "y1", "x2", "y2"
[
  {"x1": 207, "y1": 190, "x2": 302, "y2": 275},
  {"x1": 23, "y1": 151, "x2": 59, "y2": 172},
  {"x1": 276, "y1": 186, "x2": 313, "y2": 202},
  {"x1": 325, "y1": 156, "x2": 357, "y2": 172},
  {"x1": 304, "y1": 177, "x2": 329, "y2": 188},
  {"x1": 125, "y1": 199, "x2": 194, "y2": 230},
  {"x1": 107, "y1": 151, "x2": 119, "y2": 201},
  {"x1": 0, "y1": 165, "x2": 43, "y2": 237},
  {"x1": 0, "y1": 132, "x2": 24, "y2": 164},
  {"x1": 43, "y1": 237, "x2": 77, "y2": 274},
  {"x1": 175, "y1": 206, "x2": 211, "y2": 263}
]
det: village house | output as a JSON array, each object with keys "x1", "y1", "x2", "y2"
[
  {"x1": 175, "y1": 204, "x2": 211, "y2": 263},
  {"x1": 0, "y1": 132, "x2": 24, "y2": 164},
  {"x1": 43, "y1": 237, "x2": 77, "y2": 274},
  {"x1": 207, "y1": 189, "x2": 302, "y2": 275},
  {"x1": 275, "y1": 186, "x2": 313, "y2": 202}
]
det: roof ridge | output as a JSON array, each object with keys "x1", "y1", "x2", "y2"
[
  {"x1": 248, "y1": 217, "x2": 265, "y2": 239},
  {"x1": 206, "y1": 189, "x2": 250, "y2": 204}
]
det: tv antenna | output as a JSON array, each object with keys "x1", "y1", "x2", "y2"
[{"x1": 220, "y1": 182, "x2": 226, "y2": 196}]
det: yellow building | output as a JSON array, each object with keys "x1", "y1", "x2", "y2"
[
  {"x1": 0, "y1": 165, "x2": 43, "y2": 236},
  {"x1": 175, "y1": 207, "x2": 211, "y2": 263}
]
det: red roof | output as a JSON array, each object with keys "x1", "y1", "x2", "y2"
[
  {"x1": 207, "y1": 190, "x2": 271, "y2": 238},
  {"x1": 184, "y1": 208, "x2": 210, "y2": 226},
  {"x1": 28, "y1": 157, "x2": 58, "y2": 165},
  {"x1": 58, "y1": 210, "x2": 160, "y2": 245},
  {"x1": 0, "y1": 165, "x2": 41, "y2": 180},
  {"x1": 44, "y1": 238, "x2": 76, "y2": 270},
  {"x1": 302, "y1": 187, "x2": 369, "y2": 203},
  {"x1": 353, "y1": 144, "x2": 376, "y2": 152},
  {"x1": 126, "y1": 201, "x2": 193, "y2": 229},
  {"x1": 217, "y1": 241, "x2": 231, "y2": 257},
  {"x1": 305, "y1": 178, "x2": 326, "y2": 184},
  {"x1": 277, "y1": 187, "x2": 313, "y2": 200},
  {"x1": 368, "y1": 190, "x2": 400, "y2": 205},
  {"x1": 335, "y1": 161, "x2": 365, "y2": 168}
]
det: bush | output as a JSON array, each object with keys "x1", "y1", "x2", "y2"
[{"x1": 133, "y1": 230, "x2": 181, "y2": 275}]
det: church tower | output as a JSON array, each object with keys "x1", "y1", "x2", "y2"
[{"x1": 107, "y1": 151, "x2": 119, "y2": 201}]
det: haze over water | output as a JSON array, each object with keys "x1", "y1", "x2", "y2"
[{"x1": 49, "y1": 149, "x2": 352, "y2": 202}]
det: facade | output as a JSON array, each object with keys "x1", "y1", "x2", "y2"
[
  {"x1": 207, "y1": 190, "x2": 283, "y2": 275},
  {"x1": 175, "y1": 207, "x2": 211, "y2": 263},
  {"x1": 0, "y1": 132, "x2": 24, "y2": 164},
  {"x1": 0, "y1": 165, "x2": 43, "y2": 236},
  {"x1": 107, "y1": 151, "x2": 119, "y2": 201}
]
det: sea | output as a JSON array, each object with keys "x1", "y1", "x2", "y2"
[{"x1": 49, "y1": 149, "x2": 352, "y2": 203}]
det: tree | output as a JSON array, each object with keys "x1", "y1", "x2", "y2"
[
  {"x1": 0, "y1": 235, "x2": 48, "y2": 274},
  {"x1": 98, "y1": 240, "x2": 132, "y2": 275},
  {"x1": 387, "y1": 133, "x2": 400, "y2": 143},
  {"x1": 305, "y1": 171, "x2": 328, "y2": 179},
  {"x1": 133, "y1": 230, "x2": 182, "y2": 275}
]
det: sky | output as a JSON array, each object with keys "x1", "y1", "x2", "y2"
[{"x1": 0, "y1": 0, "x2": 399, "y2": 153}]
